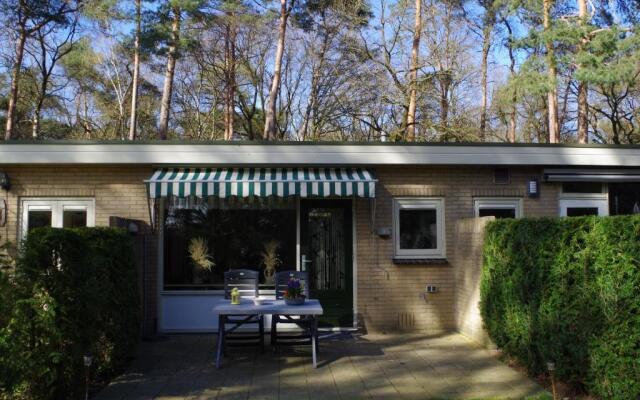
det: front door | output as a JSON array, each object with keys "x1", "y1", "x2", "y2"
[{"x1": 300, "y1": 199, "x2": 353, "y2": 328}]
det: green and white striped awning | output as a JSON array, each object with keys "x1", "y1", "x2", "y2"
[{"x1": 146, "y1": 168, "x2": 376, "y2": 199}]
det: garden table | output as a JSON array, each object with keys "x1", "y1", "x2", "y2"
[{"x1": 214, "y1": 299, "x2": 323, "y2": 369}]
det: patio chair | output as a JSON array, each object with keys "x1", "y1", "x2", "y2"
[
  {"x1": 271, "y1": 271, "x2": 317, "y2": 353},
  {"x1": 221, "y1": 269, "x2": 264, "y2": 351}
]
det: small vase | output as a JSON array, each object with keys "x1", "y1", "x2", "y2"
[{"x1": 284, "y1": 296, "x2": 306, "y2": 306}]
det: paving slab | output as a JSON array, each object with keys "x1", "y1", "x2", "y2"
[{"x1": 94, "y1": 333, "x2": 547, "y2": 400}]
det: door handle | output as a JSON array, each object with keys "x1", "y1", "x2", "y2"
[{"x1": 301, "y1": 254, "x2": 312, "y2": 271}]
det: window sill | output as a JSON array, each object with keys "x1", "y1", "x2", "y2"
[{"x1": 392, "y1": 258, "x2": 448, "y2": 265}]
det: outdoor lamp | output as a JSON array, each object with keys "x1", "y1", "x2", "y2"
[
  {"x1": 83, "y1": 355, "x2": 93, "y2": 400},
  {"x1": 0, "y1": 172, "x2": 9, "y2": 190},
  {"x1": 527, "y1": 179, "x2": 539, "y2": 198}
]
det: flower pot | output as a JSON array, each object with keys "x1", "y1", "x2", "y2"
[{"x1": 284, "y1": 297, "x2": 306, "y2": 306}]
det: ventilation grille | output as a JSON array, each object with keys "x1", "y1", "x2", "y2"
[
  {"x1": 398, "y1": 312, "x2": 416, "y2": 330},
  {"x1": 494, "y1": 168, "x2": 510, "y2": 184}
]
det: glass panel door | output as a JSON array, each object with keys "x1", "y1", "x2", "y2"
[{"x1": 300, "y1": 199, "x2": 353, "y2": 328}]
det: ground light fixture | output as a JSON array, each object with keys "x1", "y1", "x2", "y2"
[
  {"x1": 546, "y1": 362, "x2": 557, "y2": 400},
  {"x1": 84, "y1": 355, "x2": 93, "y2": 400},
  {"x1": 0, "y1": 172, "x2": 9, "y2": 191}
]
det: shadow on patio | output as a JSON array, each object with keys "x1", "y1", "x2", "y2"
[{"x1": 94, "y1": 332, "x2": 547, "y2": 400}]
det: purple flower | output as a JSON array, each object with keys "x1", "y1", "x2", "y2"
[{"x1": 285, "y1": 278, "x2": 304, "y2": 299}]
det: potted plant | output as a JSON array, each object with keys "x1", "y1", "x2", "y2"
[
  {"x1": 261, "y1": 240, "x2": 281, "y2": 285},
  {"x1": 283, "y1": 278, "x2": 306, "y2": 305},
  {"x1": 188, "y1": 237, "x2": 215, "y2": 284}
]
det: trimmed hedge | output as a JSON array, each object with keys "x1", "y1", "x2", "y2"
[
  {"x1": 481, "y1": 216, "x2": 640, "y2": 399},
  {"x1": 0, "y1": 227, "x2": 139, "y2": 400}
]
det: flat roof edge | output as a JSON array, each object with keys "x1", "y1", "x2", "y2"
[
  {"x1": 1, "y1": 140, "x2": 640, "y2": 148},
  {"x1": 1, "y1": 143, "x2": 640, "y2": 167}
]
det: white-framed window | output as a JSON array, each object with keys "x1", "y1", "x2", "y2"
[
  {"x1": 559, "y1": 198, "x2": 609, "y2": 217},
  {"x1": 21, "y1": 198, "x2": 95, "y2": 238},
  {"x1": 393, "y1": 198, "x2": 445, "y2": 259},
  {"x1": 474, "y1": 198, "x2": 522, "y2": 219},
  {"x1": 559, "y1": 183, "x2": 609, "y2": 217}
]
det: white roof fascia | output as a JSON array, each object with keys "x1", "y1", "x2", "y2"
[{"x1": 1, "y1": 144, "x2": 640, "y2": 167}]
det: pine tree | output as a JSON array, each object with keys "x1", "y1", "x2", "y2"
[{"x1": 2, "y1": 0, "x2": 79, "y2": 140}]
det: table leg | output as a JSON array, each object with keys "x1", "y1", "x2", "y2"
[
  {"x1": 311, "y1": 315, "x2": 318, "y2": 368},
  {"x1": 216, "y1": 314, "x2": 225, "y2": 369}
]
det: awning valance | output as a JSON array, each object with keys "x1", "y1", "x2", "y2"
[
  {"x1": 544, "y1": 168, "x2": 640, "y2": 182},
  {"x1": 146, "y1": 168, "x2": 376, "y2": 199}
]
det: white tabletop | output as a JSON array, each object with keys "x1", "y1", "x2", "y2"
[{"x1": 214, "y1": 299, "x2": 323, "y2": 315}]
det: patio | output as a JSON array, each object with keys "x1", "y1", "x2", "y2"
[{"x1": 94, "y1": 332, "x2": 546, "y2": 400}]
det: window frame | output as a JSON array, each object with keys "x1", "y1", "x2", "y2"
[
  {"x1": 20, "y1": 198, "x2": 95, "y2": 238},
  {"x1": 558, "y1": 185, "x2": 609, "y2": 217},
  {"x1": 473, "y1": 197, "x2": 523, "y2": 219},
  {"x1": 559, "y1": 198, "x2": 609, "y2": 217},
  {"x1": 393, "y1": 198, "x2": 446, "y2": 259}
]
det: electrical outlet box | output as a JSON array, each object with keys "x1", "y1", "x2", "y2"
[{"x1": 425, "y1": 285, "x2": 438, "y2": 293}]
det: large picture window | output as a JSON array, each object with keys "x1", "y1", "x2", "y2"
[
  {"x1": 393, "y1": 198, "x2": 445, "y2": 259},
  {"x1": 163, "y1": 198, "x2": 296, "y2": 291}
]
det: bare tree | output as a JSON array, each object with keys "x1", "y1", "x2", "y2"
[
  {"x1": 25, "y1": 18, "x2": 77, "y2": 138},
  {"x1": 3, "y1": 0, "x2": 77, "y2": 139},
  {"x1": 224, "y1": 10, "x2": 237, "y2": 140},
  {"x1": 576, "y1": 0, "x2": 589, "y2": 143},
  {"x1": 263, "y1": 0, "x2": 296, "y2": 140},
  {"x1": 543, "y1": 0, "x2": 559, "y2": 143},
  {"x1": 158, "y1": 5, "x2": 181, "y2": 140},
  {"x1": 128, "y1": 0, "x2": 141, "y2": 140},
  {"x1": 503, "y1": 16, "x2": 516, "y2": 143},
  {"x1": 406, "y1": 0, "x2": 422, "y2": 141}
]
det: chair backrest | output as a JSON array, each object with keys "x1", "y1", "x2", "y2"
[
  {"x1": 224, "y1": 269, "x2": 259, "y2": 299},
  {"x1": 274, "y1": 271, "x2": 309, "y2": 299}
]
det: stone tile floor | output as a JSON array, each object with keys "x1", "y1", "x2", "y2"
[{"x1": 94, "y1": 332, "x2": 547, "y2": 400}]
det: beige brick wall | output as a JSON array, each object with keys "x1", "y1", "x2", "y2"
[
  {"x1": 451, "y1": 217, "x2": 494, "y2": 346},
  {"x1": 0, "y1": 164, "x2": 562, "y2": 336},
  {"x1": 0, "y1": 166, "x2": 158, "y2": 334},
  {"x1": 355, "y1": 166, "x2": 560, "y2": 333}
]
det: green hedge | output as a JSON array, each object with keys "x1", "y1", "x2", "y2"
[
  {"x1": 481, "y1": 216, "x2": 640, "y2": 399},
  {"x1": 0, "y1": 228, "x2": 140, "y2": 399}
]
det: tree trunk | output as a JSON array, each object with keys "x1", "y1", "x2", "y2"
[
  {"x1": 224, "y1": 14, "x2": 236, "y2": 141},
  {"x1": 406, "y1": 0, "x2": 421, "y2": 142},
  {"x1": 504, "y1": 18, "x2": 517, "y2": 143},
  {"x1": 128, "y1": 0, "x2": 141, "y2": 141},
  {"x1": 5, "y1": 28, "x2": 27, "y2": 140},
  {"x1": 576, "y1": 0, "x2": 588, "y2": 143},
  {"x1": 158, "y1": 7, "x2": 181, "y2": 140},
  {"x1": 32, "y1": 78, "x2": 48, "y2": 139},
  {"x1": 31, "y1": 112, "x2": 40, "y2": 139},
  {"x1": 543, "y1": 0, "x2": 559, "y2": 143},
  {"x1": 439, "y1": 72, "x2": 451, "y2": 128},
  {"x1": 479, "y1": 10, "x2": 494, "y2": 141},
  {"x1": 263, "y1": 0, "x2": 293, "y2": 140},
  {"x1": 299, "y1": 23, "x2": 330, "y2": 140}
]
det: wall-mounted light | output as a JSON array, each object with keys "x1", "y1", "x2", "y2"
[
  {"x1": 527, "y1": 179, "x2": 539, "y2": 198},
  {"x1": 374, "y1": 226, "x2": 392, "y2": 239},
  {"x1": 0, "y1": 172, "x2": 9, "y2": 191}
]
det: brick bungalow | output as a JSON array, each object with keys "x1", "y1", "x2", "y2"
[{"x1": 1, "y1": 142, "x2": 639, "y2": 342}]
